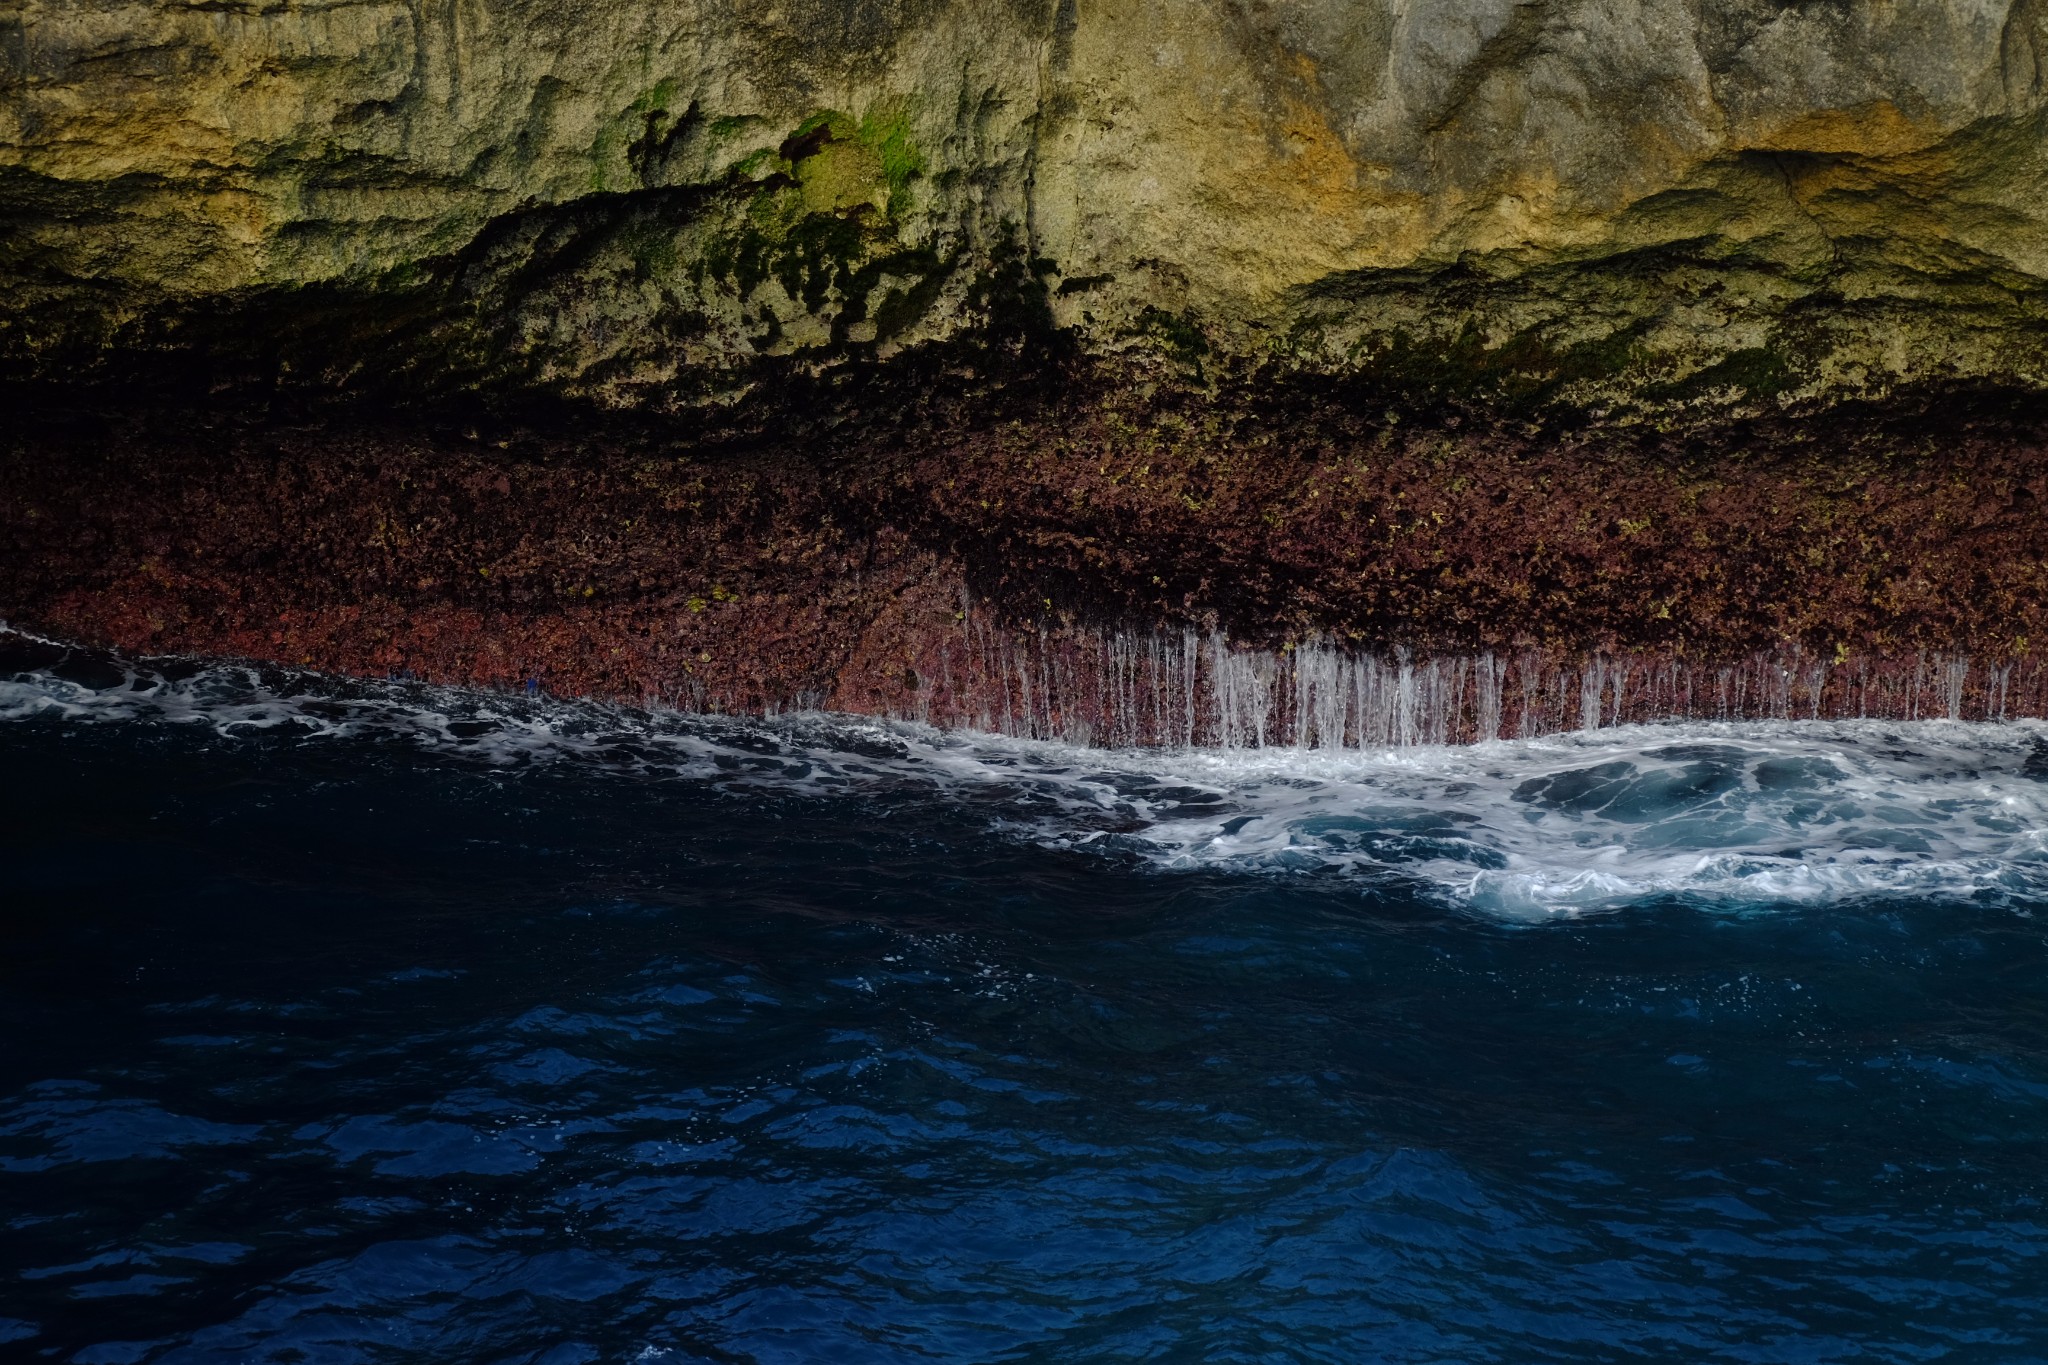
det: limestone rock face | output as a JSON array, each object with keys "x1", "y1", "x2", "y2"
[{"x1": 9, "y1": 0, "x2": 2048, "y2": 407}]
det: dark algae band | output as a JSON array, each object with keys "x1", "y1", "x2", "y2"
[{"x1": 9, "y1": 368, "x2": 2048, "y2": 736}]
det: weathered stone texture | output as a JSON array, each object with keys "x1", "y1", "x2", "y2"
[{"x1": 9, "y1": 0, "x2": 2048, "y2": 404}]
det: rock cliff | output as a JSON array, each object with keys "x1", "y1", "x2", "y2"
[
  {"x1": 11, "y1": 0, "x2": 2048, "y2": 409},
  {"x1": 11, "y1": 0, "x2": 2048, "y2": 728}
]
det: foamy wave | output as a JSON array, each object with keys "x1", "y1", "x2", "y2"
[
  {"x1": 1009, "y1": 726, "x2": 2048, "y2": 915},
  {"x1": 8, "y1": 631, "x2": 2048, "y2": 917}
]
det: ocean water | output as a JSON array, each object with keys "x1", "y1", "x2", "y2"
[{"x1": 3, "y1": 637, "x2": 2046, "y2": 1362}]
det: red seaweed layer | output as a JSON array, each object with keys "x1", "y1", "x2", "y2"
[{"x1": 7, "y1": 383, "x2": 2048, "y2": 739}]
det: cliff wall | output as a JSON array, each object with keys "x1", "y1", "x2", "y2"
[
  {"x1": 12, "y1": 0, "x2": 2048, "y2": 718},
  {"x1": 11, "y1": 0, "x2": 2048, "y2": 409}
]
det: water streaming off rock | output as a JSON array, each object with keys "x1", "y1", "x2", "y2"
[{"x1": 831, "y1": 615, "x2": 2030, "y2": 748}]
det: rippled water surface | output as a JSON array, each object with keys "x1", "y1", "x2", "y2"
[{"x1": 4, "y1": 639, "x2": 2047, "y2": 1362}]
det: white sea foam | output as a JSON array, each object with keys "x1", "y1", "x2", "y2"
[{"x1": 8, "y1": 632, "x2": 2048, "y2": 917}]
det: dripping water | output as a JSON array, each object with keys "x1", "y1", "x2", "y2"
[{"x1": 881, "y1": 607, "x2": 2048, "y2": 749}]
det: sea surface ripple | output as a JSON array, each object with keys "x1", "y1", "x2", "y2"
[{"x1": 3, "y1": 635, "x2": 2045, "y2": 1361}]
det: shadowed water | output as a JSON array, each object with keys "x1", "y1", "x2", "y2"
[{"x1": 3, "y1": 643, "x2": 2046, "y2": 1362}]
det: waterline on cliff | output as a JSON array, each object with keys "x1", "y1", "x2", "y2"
[{"x1": 10, "y1": 630, "x2": 2048, "y2": 917}]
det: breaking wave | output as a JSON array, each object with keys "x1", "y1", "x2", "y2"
[{"x1": 9, "y1": 630, "x2": 2048, "y2": 917}]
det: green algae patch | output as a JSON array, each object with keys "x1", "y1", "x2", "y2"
[
  {"x1": 857, "y1": 101, "x2": 925, "y2": 213},
  {"x1": 796, "y1": 138, "x2": 888, "y2": 217},
  {"x1": 774, "y1": 105, "x2": 924, "y2": 218}
]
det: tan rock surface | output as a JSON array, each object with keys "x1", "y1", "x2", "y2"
[{"x1": 8, "y1": 0, "x2": 2048, "y2": 405}]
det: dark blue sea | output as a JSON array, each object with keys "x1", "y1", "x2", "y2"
[{"x1": 4, "y1": 634, "x2": 2046, "y2": 1363}]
